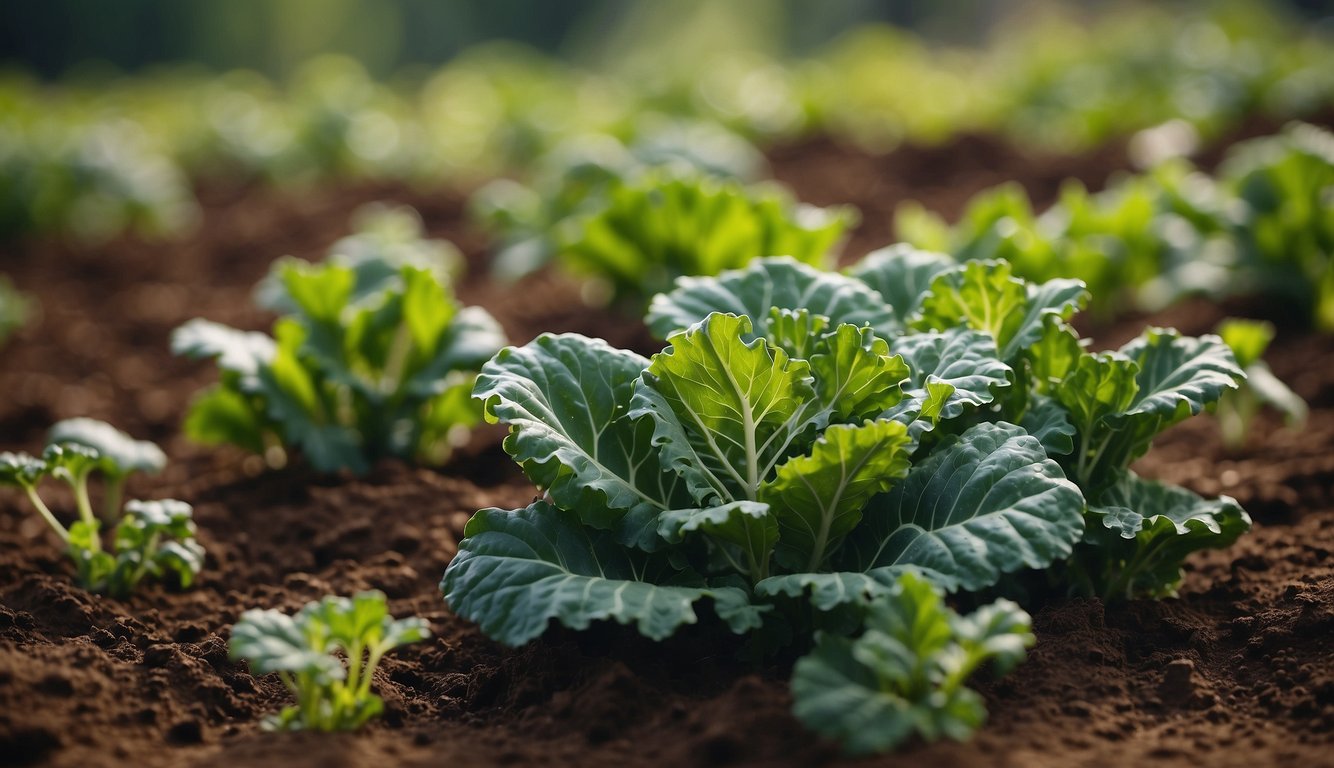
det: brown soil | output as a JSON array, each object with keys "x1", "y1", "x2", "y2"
[{"x1": 2, "y1": 132, "x2": 1333, "y2": 768}]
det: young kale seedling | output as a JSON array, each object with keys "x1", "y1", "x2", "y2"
[
  {"x1": 173, "y1": 209, "x2": 506, "y2": 474},
  {"x1": 0, "y1": 421, "x2": 201, "y2": 597},
  {"x1": 791, "y1": 572, "x2": 1034, "y2": 755},
  {"x1": 230, "y1": 591, "x2": 430, "y2": 731}
]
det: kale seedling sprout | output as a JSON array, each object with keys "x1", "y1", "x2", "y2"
[
  {"x1": 230, "y1": 591, "x2": 430, "y2": 731},
  {"x1": 0, "y1": 420, "x2": 200, "y2": 597}
]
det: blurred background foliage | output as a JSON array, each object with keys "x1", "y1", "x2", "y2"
[{"x1": 0, "y1": 0, "x2": 1331, "y2": 244}]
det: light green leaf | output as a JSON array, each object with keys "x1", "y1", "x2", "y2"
[
  {"x1": 441, "y1": 503, "x2": 757, "y2": 645},
  {"x1": 281, "y1": 260, "x2": 355, "y2": 325},
  {"x1": 913, "y1": 261, "x2": 1028, "y2": 353},
  {"x1": 760, "y1": 420, "x2": 914, "y2": 572},
  {"x1": 475, "y1": 333, "x2": 687, "y2": 530},
  {"x1": 400, "y1": 266, "x2": 456, "y2": 354},
  {"x1": 809, "y1": 325, "x2": 909, "y2": 422},
  {"x1": 1001, "y1": 278, "x2": 1089, "y2": 362},
  {"x1": 766, "y1": 307, "x2": 829, "y2": 360},
  {"x1": 646, "y1": 257, "x2": 895, "y2": 341},
  {"x1": 230, "y1": 609, "x2": 346, "y2": 683},
  {"x1": 1053, "y1": 351, "x2": 1139, "y2": 435},
  {"x1": 1027, "y1": 319, "x2": 1085, "y2": 393},
  {"x1": 635, "y1": 313, "x2": 818, "y2": 502},
  {"x1": 841, "y1": 422, "x2": 1085, "y2": 592},
  {"x1": 182, "y1": 385, "x2": 268, "y2": 454}
]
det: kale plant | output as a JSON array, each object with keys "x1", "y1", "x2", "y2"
[
  {"x1": 0, "y1": 420, "x2": 201, "y2": 597},
  {"x1": 555, "y1": 171, "x2": 856, "y2": 307},
  {"x1": 894, "y1": 122, "x2": 1334, "y2": 329},
  {"x1": 173, "y1": 225, "x2": 505, "y2": 474},
  {"x1": 441, "y1": 265, "x2": 1081, "y2": 751},
  {"x1": 471, "y1": 119, "x2": 766, "y2": 280},
  {"x1": 648, "y1": 252, "x2": 1251, "y2": 600},
  {"x1": 230, "y1": 591, "x2": 429, "y2": 731}
]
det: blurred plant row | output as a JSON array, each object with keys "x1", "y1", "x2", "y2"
[{"x1": 1, "y1": 1, "x2": 1330, "y2": 243}]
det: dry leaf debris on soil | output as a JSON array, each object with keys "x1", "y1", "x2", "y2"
[{"x1": 1, "y1": 131, "x2": 1333, "y2": 768}]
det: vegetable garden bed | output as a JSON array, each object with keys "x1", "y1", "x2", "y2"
[{"x1": 2, "y1": 130, "x2": 1332, "y2": 768}]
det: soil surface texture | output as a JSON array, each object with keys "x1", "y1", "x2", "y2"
[{"x1": 1, "y1": 130, "x2": 1332, "y2": 768}]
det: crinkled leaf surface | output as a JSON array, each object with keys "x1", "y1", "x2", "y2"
[
  {"x1": 646, "y1": 257, "x2": 895, "y2": 341},
  {"x1": 889, "y1": 329, "x2": 1012, "y2": 422},
  {"x1": 912, "y1": 261, "x2": 1088, "y2": 364},
  {"x1": 441, "y1": 502, "x2": 760, "y2": 645},
  {"x1": 759, "y1": 420, "x2": 914, "y2": 572},
  {"x1": 475, "y1": 333, "x2": 688, "y2": 530},
  {"x1": 809, "y1": 325, "x2": 908, "y2": 422},
  {"x1": 658, "y1": 500, "x2": 777, "y2": 577},
  {"x1": 840, "y1": 422, "x2": 1085, "y2": 592},
  {"x1": 633, "y1": 314, "x2": 818, "y2": 503},
  {"x1": 1085, "y1": 473, "x2": 1250, "y2": 598}
]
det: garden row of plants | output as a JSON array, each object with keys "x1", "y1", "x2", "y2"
[
  {"x1": 5, "y1": 144, "x2": 1314, "y2": 749},
  {"x1": 2, "y1": 0, "x2": 1330, "y2": 242}
]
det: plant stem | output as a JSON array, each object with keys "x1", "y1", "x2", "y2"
[
  {"x1": 73, "y1": 473, "x2": 101, "y2": 554},
  {"x1": 24, "y1": 487, "x2": 69, "y2": 542},
  {"x1": 103, "y1": 478, "x2": 124, "y2": 522}
]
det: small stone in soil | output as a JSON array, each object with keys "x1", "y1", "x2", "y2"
[{"x1": 166, "y1": 720, "x2": 204, "y2": 745}]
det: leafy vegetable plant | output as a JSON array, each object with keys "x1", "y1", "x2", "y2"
[
  {"x1": 792, "y1": 573, "x2": 1033, "y2": 755},
  {"x1": 556, "y1": 171, "x2": 856, "y2": 307},
  {"x1": 1213, "y1": 318, "x2": 1307, "y2": 449},
  {"x1": 0, "y1": 420, "x2": 201, "y2": 597},
  {"x1": 441, "y1": 259, "x2": 1092, "y2": 751},
  {"x1": 894, "y1": 122, "x2": 1334, "y2": 330},
  {"x1": 229, "y1": 590, "x2": 430, "y2": 731},
  {"x1": 173, "y1": 215, "x2": 505, "y2": 474},
  {"x1": 471, "y1": 119, "x2": 767, "y2": 280},
  {"x1": 647, "y1": 253, "x2": 1251, "y2": 600}
]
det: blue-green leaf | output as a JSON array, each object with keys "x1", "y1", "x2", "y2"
[
  {"x1": 646, "y1": 257, "x2": 895, "y2": 341},
  {"x1": 841, "y1": 422, "x2": 1085, "y2": 592},
  {"x1": 475, "y1": 333, "x2": 688, "y2": 530},
  {"x1": 890, "y1": 329, "x2": 1012, "y2": 422},
  {"x1": 845, "y1": 245, "x2": 954, "y2": 326},
  {"x1": 1084, "y1": 473, "x2": 1251, "y2": 598},
  {"x1": 441, "y1": 503, "x2": 757, "y2": 645}
]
